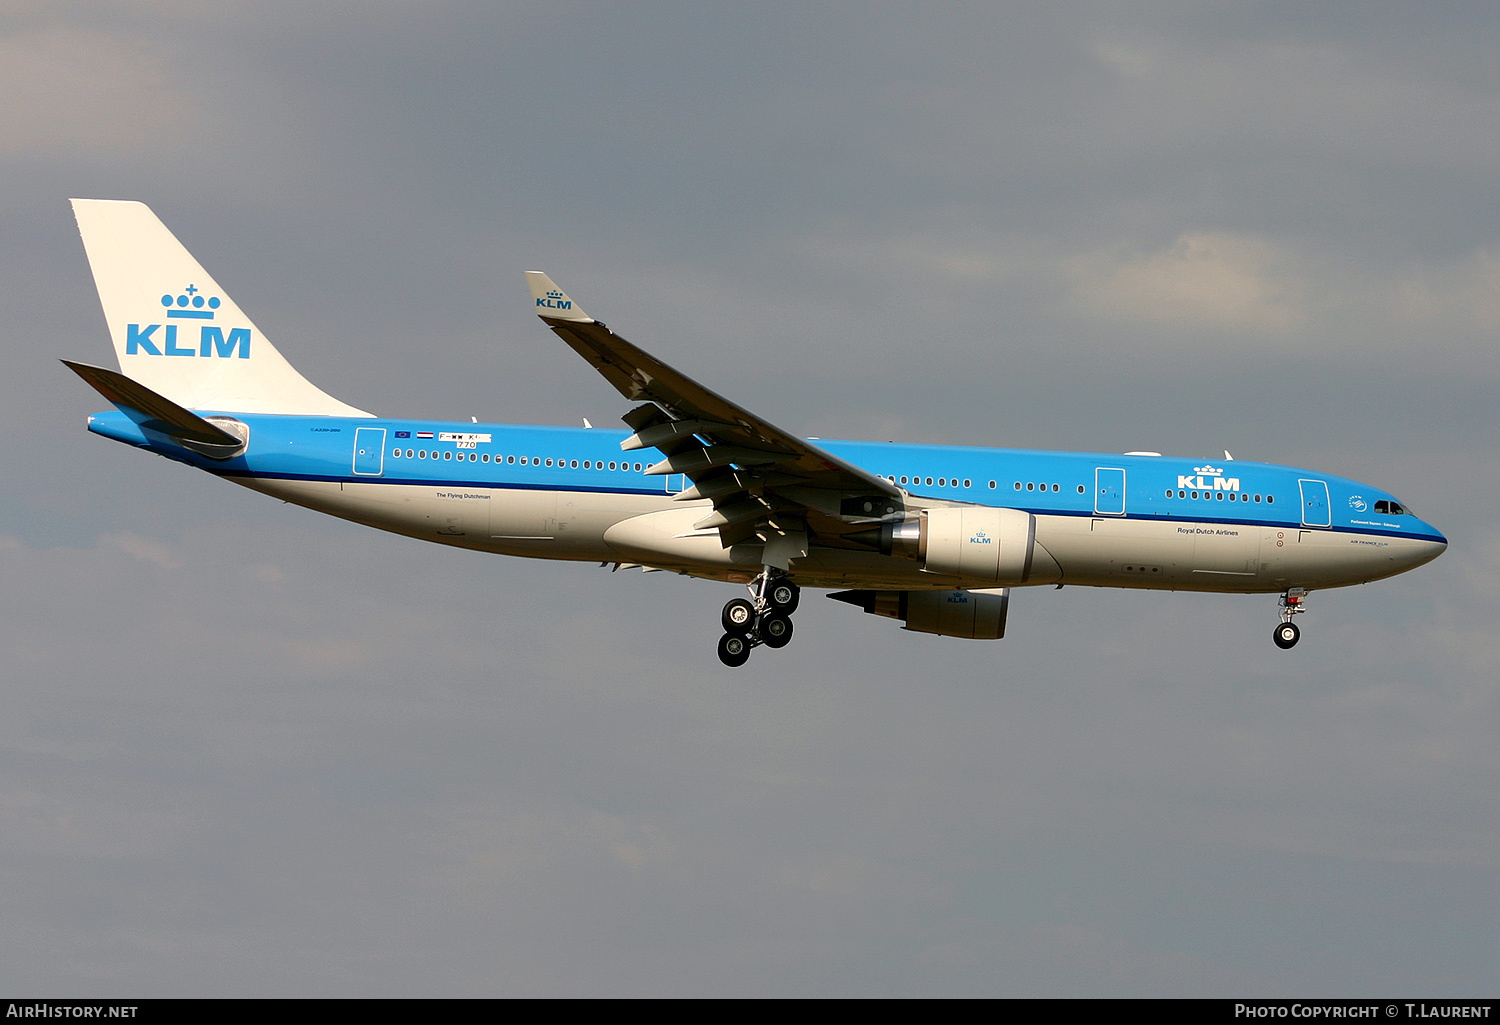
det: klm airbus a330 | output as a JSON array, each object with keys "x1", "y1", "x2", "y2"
[{"x1": 66, "y1": 200, "x2": 1446, "y2": 666}]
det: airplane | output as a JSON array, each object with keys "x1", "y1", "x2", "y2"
[{"x1": 64, "y1": 199, "x2": 1447, "y2": 666}]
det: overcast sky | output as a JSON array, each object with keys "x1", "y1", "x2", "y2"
[{"x1": 2, "y1": 1, "x2": 1498, "y2": 996}]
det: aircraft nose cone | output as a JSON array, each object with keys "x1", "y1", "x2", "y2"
[{"x1": 1408, "y1": 532, "x2": 1447, "y2": 569}]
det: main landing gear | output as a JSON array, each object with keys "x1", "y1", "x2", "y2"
[
  {"x1": 717, "y1": 569, "x2": 801, "y2": 667},
  {"x1": 1273, "y1": 587, "x2": 1309, "y2": 649}
]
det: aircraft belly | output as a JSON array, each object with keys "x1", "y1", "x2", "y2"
[
  {"x1": 1035, "y1": 515, "x2": 1267, "y2": 592},
  {"x1": 1036, "y1": 515, "x2": 1189, "y2": 589},
  {"x1": 227, "y1": 477, "x2": 653, "y2": 560},
  {"x1": 1032, "y1": 515, "x2": 1428, "y2": 592},
  {"x1": 223, "y1": 478, "x2": 1435, "y2": 594},
  {"x1": 1266, "y1": 528, "x2": 1440, "y2": 588}
]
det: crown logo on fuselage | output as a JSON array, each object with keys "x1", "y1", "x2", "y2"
[
  {"x1": 1178, "y1": 463, "x2": 1240, "y2": 492},
  {"x1": 161, "y1": 284, "x2": 222, "y2": 320}
]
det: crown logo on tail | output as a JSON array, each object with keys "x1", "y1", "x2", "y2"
[{"x1": 161, "y1": 284, "x2": 222, "y2": 320}]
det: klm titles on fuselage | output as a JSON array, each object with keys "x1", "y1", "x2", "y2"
[
  {"x1": 1177, "y1": 464, "x2": 1240, "y2": 492},
  {"x1": 125, "y1": 286, "x2": 250, "y2": 358}
]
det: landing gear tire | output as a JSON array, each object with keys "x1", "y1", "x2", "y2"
[
  {"x1": 1274, "y1": 622, "x2": 1300, "y2": 649},
  {"x1": 760, "y1": 614, "x2": 794, "y2": 649},
  {"x1": 722, "y1": 598, "x2": 757, "y2": 633},
  {"x1": 768, "y1": 580, "x2": 800, "y2": 614},
  {"x1": 718, "y1": 632, "x2": 752, "y2": 667}
]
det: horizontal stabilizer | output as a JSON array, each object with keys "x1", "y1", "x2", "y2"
[{"x1": 63, "y1": 360, "x2": 241, "y2": 448}]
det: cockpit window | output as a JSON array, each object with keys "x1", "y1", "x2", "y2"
[{"x1": 1373, "y1": 500, "x2": 1409, "y2": 516}]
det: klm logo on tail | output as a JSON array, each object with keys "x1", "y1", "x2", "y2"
[
  {"x1": 127, "y1": 285, "x2": 250, "y2": 358},
  {"x1": 536, "y1": 289, "x2": 573, "y2": 311}
]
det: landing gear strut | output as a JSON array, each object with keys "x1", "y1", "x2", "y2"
[
  {"x1": 1273, "y1": 587, "x2": 1308, "y2": 649},
  {"x1": 717, "y1": 568, "x2": 801, "y2": 666}
]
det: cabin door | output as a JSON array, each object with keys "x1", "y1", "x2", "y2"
[
  {"x1": 1094, "y1": 467, "x2": 1126, "y2": 516},
  {"x1": 353, "y1": 427, "x2": 386, "y2": 476},
  {"x1": 1298, "y1": 479, "x2": 1331, "y2": 527}
]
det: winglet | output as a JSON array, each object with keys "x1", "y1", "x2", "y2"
[{"x1": 525, "y1": 271, "x2": 594, "y2": 323}]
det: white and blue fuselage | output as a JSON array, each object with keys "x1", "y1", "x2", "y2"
[{"x1": 86, "y1": 409, "x2": 1446, "y2": 594}]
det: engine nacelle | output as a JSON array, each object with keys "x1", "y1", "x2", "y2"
[
  {"x1": 919, "y1": 507, "x2": 1034, "y2": 585},
  {"x1": 829, "y1": 588, "x2": 1011, "y2": 640}
]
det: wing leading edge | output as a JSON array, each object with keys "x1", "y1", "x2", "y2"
[{"x1": 525, "y1": 272, "x2": 903, "y2": 565}]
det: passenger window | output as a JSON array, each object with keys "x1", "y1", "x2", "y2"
[
  {"x1": 964, "y1": 479, "x2": 972, "y2": 488},
  {"x1": 1077, "y1": 485, "x2": 1085, "y2": 494},
  {"x1": 925, "y1": 477, "x2": 934, "y2": 486},
  {"x1": 418, "y1": 450, "x2": 427, "y2": 459},
  {"x1": 1014, "y1": 482, "x2": 1022, "y2": 490},
  {"x1": 443, "y1": 451, "x2": 452, "y2": 460},
  {"x1": 1026, "y1": 482, "x2": 1034, "y2": 491},
  {"x1": 901, "y1": 476, "x2": 908, "y2": 484},
  {"x1": 1267, "y1": 495, "x2": 1274, "y2": 504},
  {"x1": 634, "y1": 463, "x2": 642, "y2": 471},
  {"x1": 482, "y1": 454, "x2": 490, "y2": 462},
  {"x1": 406, "y1": 449, "x2": 414, "y2": 459},
  {"x1": 1052, "y1": 484, "x2": 1059, "y2": 492},
  {"x1": 989, "y1": 481, "x2": 996, "y2": 489}
]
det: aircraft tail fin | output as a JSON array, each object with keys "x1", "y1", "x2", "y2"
[{"x1": 70, "y1": 199, "x2": 371, "y2": 417}]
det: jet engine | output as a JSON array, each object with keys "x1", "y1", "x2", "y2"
[
  {"x1": 829, "y1": 587, "x2": 1011, "y2": 639},
  {"x1": 860, "y1": 507, "x2": 1035, "y2": 585}
]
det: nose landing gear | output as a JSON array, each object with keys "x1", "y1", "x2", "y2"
[
  {"x1": 1273, "y1": 587, "x2": 1308, "y2": 649},
  {"x1": 717, "y1": 569, "x2": 801, "y2": 666}
]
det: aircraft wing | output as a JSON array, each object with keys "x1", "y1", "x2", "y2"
[{"x1": 526, "y1": 272, "x2": 903, "y2": 562}]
